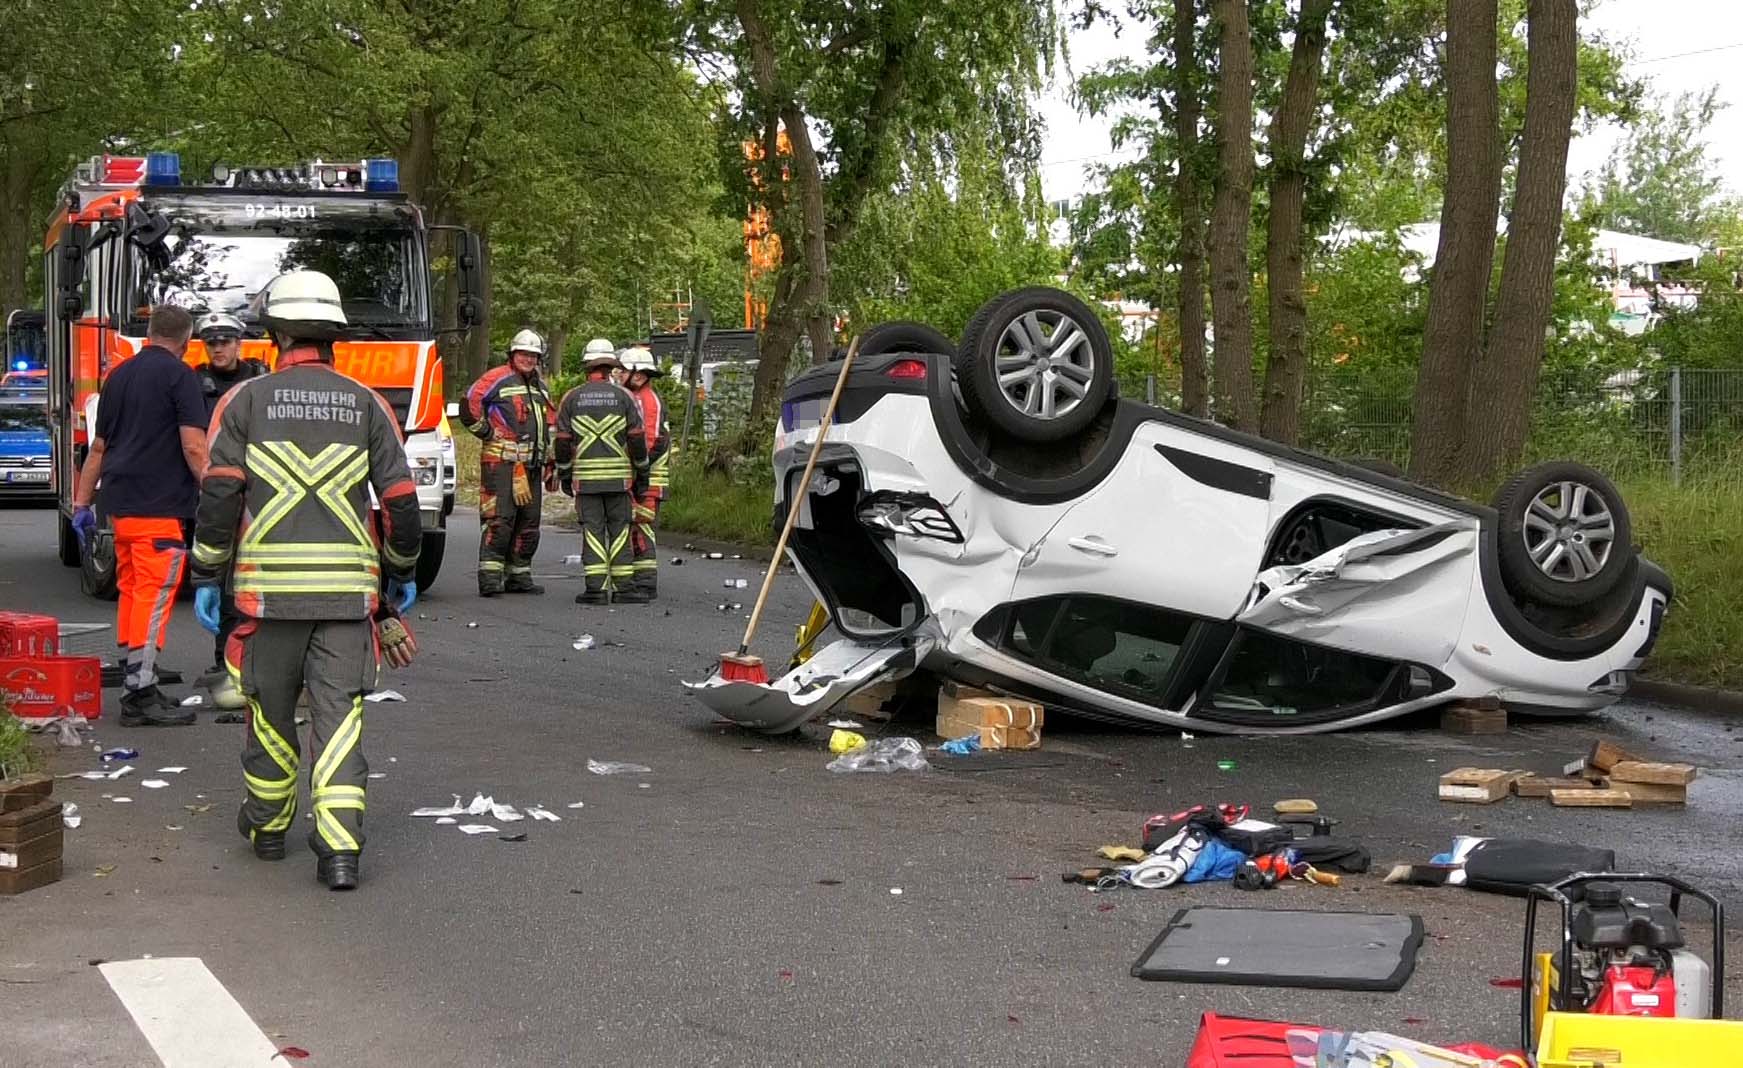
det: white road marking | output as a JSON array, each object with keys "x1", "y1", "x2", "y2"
[{"x1": 98, "y1": 957, "x2": 282, "y2": 1067}]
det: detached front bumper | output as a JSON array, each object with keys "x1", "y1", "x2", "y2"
[{"x1": 685, "y1": 628, "x2": 938, "y2": 733}]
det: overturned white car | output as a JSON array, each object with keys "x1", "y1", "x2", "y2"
[{"x1": 690, "y1": 287, "x2": 1671, "y2": 735}]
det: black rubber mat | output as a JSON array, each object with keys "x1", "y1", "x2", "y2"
[{"x1": 1131, "y1": 907, "x2": 1423, "y2": 991}]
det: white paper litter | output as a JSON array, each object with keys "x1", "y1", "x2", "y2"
[
  {"x1": 457, "y1": 824, "x2": 499, "y2": 835},
  {"x1": 165, "y1": 825, "x2": 182, "y2": 832},
  {"x1": 365, "y1": 690, "x2": 405, "y2": 703},
  {"x1": 565, "y1": 802, "x2": 585, "y2": 809},
  {"x1": 180, "y1": 695, "x2": 203, "y2": 707},
  {"x1": 490, "y1": 802, "x2": 524, "y2": 823},
  {"x1": 465, "y1": 793, "x2": 494, "y2": 815},
  {"x1": 62, "y1": 803, "x2": 81, "y2": 829},
  {"x1": 572, "y1": 635, "x2": 596, "y2": 651},
  {"x1": 587, "y1": 759, "x2": 651, "y2": 775},
  {"x1": 106, "y1": 765, "x2": 134, "y2": 781},
  {"x1": 156, "y1": 767, "x2": 188, "y2": 774},
  {"x1": 827, "y1": 719, "x2": 863, "y2": 730},
  {"x1": 141, "y1": 779, "x2": 169, "y2": 790},
  {"x1": 411, "y1": 795, "x2": 467, "y2": 818},
  {"x1": 435, "y1": 817, "x2": 456, "y2": 825},
  {"x1": 637, "y1": 783, "x2": 651, "y2": 789},
  {"x1": 890, "y1": 887, "x2": 903, "y2": 896},
  {"x1": 111, "y1": 797, "x2": 133, "y2": 804},
  {"x1": 526, "y1": 806, "x2": 561, "y2": 822},
  {"x1": 367, "y1": 773, "x2": 387, "y2": 780},
  {"x1": 75, "y1": 770, "x2": 109, "y2": 780}
]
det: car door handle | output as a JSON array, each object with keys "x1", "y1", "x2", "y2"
[{"x1": 1068, "y1": 536, "x2": 1118, "y2": 558}]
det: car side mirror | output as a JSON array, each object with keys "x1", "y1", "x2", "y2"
[
  {"x1": 456, "y1": 231, "x2": 484, "y2": 328},
  {"x1": 55, "y1": 237, "x2": 85, "y2": 317},
  {"x1": 125, "y1": 201, "x2": 171, "y2": 252}
]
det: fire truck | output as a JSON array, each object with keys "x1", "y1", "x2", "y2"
[{"x1": 42, "y1": 152, "x2": 484, "y2": 595}]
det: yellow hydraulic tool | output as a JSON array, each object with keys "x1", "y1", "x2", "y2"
[{"x1": 788, "y1": 601, "x2": 830, "y2": 671}]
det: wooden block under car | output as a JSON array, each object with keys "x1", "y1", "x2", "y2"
[
  {"x1": 1441, "y1": 704, "x2": 1508, "y2": 734},
  {"x1": 937, "y1": 689, "x2": 1044, "y2": 750},
  {"x1": 0, "y1": 857, "x2": 62, "y2": 895},
  {"x1": 1513, "y1": 776, "x2": 1605, "y2": 799},
  {"x1": 0, "y1": 772, "x2": 53, "y2": 813},
  {"x1": 0, "y1": 798, "x2": 63, "y2": 847},
  {"x1": 1587, "y1": 739, "x2": 1641, "y2": 773},
  {"x1": 1437, "y1": 768, "x2": 1523, "y2": 804},
  {"x1": 1608, "y1": 761, "x2": 1698, "y2": 787},
  {"x1": 1613, "y1": 780, "x2": 1688, "y2": 806},
  {"x1": 1550, "y1": 788, "x2": 1633, "y2": 808}
]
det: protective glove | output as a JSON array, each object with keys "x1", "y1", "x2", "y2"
[
  {"x1": 543, "y1": 464, "x2": 559, "y2": 494},
  {"x1": 71, "y1": 506, "x2": 97, "y2": 548},
  {"x1": 375, "y1": 610, "x2": 419, "y2": 670},
  {"x1": 386, "y1": 577, "x2": 417, "y2": 614},
  {"x1": 511, "y1": 463, "x2": 533, "y2": 506},
  {"x1": 194, "y1": 585, "x2": 222, "y2": 635}
]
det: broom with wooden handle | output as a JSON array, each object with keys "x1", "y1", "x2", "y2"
[{"x1": 716, "y1": 336, "x2": 861, "y2": 684}]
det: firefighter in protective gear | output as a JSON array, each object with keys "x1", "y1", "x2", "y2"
[
  {"x1": 195, "y1": 311, "x2": 269, "y2": 711},
  {"x1": 553, "y1": 348, "x2": 648, "y2": 604},
  {"x1": 619, "y1": 346, "x2": 670, "y2": 600},
  {"x1": 460, "y1": 328, "x2": 554, "y2": 596},
  {"x1": 191, "y1": 270, "x2": 421, "y2": 892}
]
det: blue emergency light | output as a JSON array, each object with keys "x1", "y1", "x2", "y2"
[
  {"x1": 364, "y1": 158, "x2": 399, "y2": 192},
  {"x1": 12, "y1": 360, "x2": 26, "y2": 372},
  {"x1": 144, "y1": 152, "x2": 181, "y2": 187}
]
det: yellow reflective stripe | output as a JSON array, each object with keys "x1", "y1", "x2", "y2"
[
  {"x1": 315, "y1": 808, "x2": 359, "y2": 852},
  {"x1": 245, "y1": 770, "x2": 297, "y2": 800},
  {"x1": 251, "y1": 699, "x2": 298, "y2": 779},
  {"x1": 242, "y1": 446, "x2": 306, "y2": 545},
  {"x1": 382, "y1": 542, "x2": 417, "y2": 570},
  {"x1": 234, "y1": 576, "x2": 379, "y2": 594},
  {"x1": 261, "y1": 796, "x2": 297, "y2": 834},
  {"x1": 478, "y1": 560, "x2": 505, "y2": 572},
  {"x1": 192, "y1": 540, "x2": 231, "y2": 565},
  {"x1": 312, "y1": 452, "x2": 374, "y2": 551},
  {"x1": 239, "y1": 548, "x2": 378, "y2": 566},
  {"x1": 312, "y1": 703, "x2": 362, "y2": 791}
]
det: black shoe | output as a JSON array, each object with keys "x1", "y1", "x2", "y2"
[
  {"x1": 575, "y1": 590, "x2": 608, "y2": 605},
  {"x1": 253, "y1": 832, "x2": 287, "y2": 861},
  {"x1": 317, "y1": 854, "x2": 360, "y2": 891},
  {"x1": 504, "y1": 582, "x2": 545, "y2": 595},
  {"x1": 118, "y1": 688, "x2": 196, "y2": 727},
  {"x1": 614, "y1": 589, "x2": 653, "y2": 604},
  {"x1": 479, "y1": 585, "x2": 502, "y2": 598}
]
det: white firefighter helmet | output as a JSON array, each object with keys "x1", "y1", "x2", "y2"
[
  {"x1": 196, "y1": 311, "x2": 245, "y2": 342},
  {"x1": 257, "y1": 270, "x2": 347, "y2": 340},
  {"x1": 620, "y1": 346, "x2": 662, "y2": 378},
  {"x1": 507, "y1": 328, "x2": 545, "y2": 357},
  {"x1": 583, "y1": 337, "x2": 614, "y2": 358}
]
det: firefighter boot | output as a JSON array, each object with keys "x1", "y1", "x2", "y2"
[
  {"x1": 317, "y1": 853, "x2": 360, "y2": 891},
  {"x1": 119, "y1": 686, "x2": 196, "y2": 728},
  {"x1": 238, "y1": 805, "x2": 286, "y2": 861},
  {"x1": 504, "y1": 564, "x2": 545, "y2": 595},
  {"x1": 478, "y1": 566, "x2": 505, "y2": 597}
]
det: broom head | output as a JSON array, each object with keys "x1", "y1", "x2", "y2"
[{"x1": 717, "y1": 650, "x2": 767, "y2": 684}]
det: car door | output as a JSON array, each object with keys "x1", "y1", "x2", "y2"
[{"x1": 1010, "y1": 421, "x2": 1275, "y2": 621}]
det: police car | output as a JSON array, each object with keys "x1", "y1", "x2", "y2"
[{"x1": 689, "y1": 287, "x2": 1671, "y2": 736}]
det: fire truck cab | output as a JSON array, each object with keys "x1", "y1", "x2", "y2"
[{"x1": 43, "y1": 152, "x2": 482, "y2": 595}]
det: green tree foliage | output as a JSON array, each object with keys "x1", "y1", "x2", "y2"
[{"x1": 1582, "y1": 88, "x2": 1737, "y2": 246}]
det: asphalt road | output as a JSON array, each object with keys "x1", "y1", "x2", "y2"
[{"x1": 2, "y1": 501, "x2": 1740, "y2": 1066}]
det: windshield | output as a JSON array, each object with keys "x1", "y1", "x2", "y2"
[
  {"x1": 128, "y1": 197, "x2": 429, "y2": 334},
  {"x1": 0, "y1": 399, "x2": 47, "y2": 432}
]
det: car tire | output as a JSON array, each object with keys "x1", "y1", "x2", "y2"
[
  {"x1": 57, "y1": 513, "x2": 81, "y2": 567},
  {"x1": 955, "y1": 287, "x2": 1115, "y2": 443},
  {"x1": 856, "y1": 321, "x2": 954, "y2": 358},
  {"x1": 1493, "y1": 461, "x2": 1633, "y2": 608},
  {"x1": 80, "y1": 528, "x2": 119, "y2": 601}
]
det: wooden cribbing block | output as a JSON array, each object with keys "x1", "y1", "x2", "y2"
[
  {"x1": 1550, "y1": 788, "x2": 1633, "y2": 808},
  {"x1": 1608, "y1": 761, "x2": 1697, "y2": 787},
  {"x1": 1514, "y1": 776, "x2": 1604, "y2": 799}
]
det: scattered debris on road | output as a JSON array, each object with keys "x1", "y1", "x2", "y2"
[
  {"x1": 827, "y1": 729, "x2": 866, "y2": 755},
  {"x1": 364, "y1": 690, "x2": 405, "y2": 703},
  {"x1": 572, "y1": 635, "x2": 596, "y2": 651},
  {"x1": 826, "y1": 736, "x2": 927, "y2": 773},
  {"x1": 587, "y1": 760, "x2": 652, "y2": 775}
]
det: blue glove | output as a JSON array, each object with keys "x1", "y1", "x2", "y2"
[
  {"x1": 71, "y1": 506, "x2": 96, "y2": 548},
  {"x1": 194, "y1": 585, "x2": 222, "y2": 635},
  {"x1": 387, "y1": 578, "x2": 416, "y2": 614}
]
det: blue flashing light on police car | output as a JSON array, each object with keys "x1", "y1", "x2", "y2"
[
  {"x1": 364, "y1": 158, "x2": 399, "y2": 192},
  {"x1": 144, "y1": 152, "x2": 181, "y2": 187}
]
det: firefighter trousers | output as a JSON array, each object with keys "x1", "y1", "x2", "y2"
[
  {"x1": 478, "y1": 458, "x2": 543, "y2": 592},
  {"x1": 228, "y1": 617, "x2": 374, "y2": 858},
  {"x1": 577, "y1": 492, "x2": 633, "y2": 594},
  {"x1": 628, "y1": 494, "x2": 660, "y2": 597},
  {"x1": 113, "y1": 516, "x2": 189, "y2": 693}
]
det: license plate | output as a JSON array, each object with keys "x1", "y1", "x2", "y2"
[{"x1": 5, "y1": 471, "x2": 47, "y2": 483}]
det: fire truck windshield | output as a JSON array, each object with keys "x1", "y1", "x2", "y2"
[{"x1": 126, "y1": 197, "x2": 428, "y2": 337}]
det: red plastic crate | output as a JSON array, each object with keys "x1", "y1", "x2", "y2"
[
  {"x1": 0, "y1": 613, "x2": 59, "y2": 658},
  {"x1": 0, "y1": 656, "x2": 101, "y2": 720}
]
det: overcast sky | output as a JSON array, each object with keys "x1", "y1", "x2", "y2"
[{"x1": 1035, "y1": 0, "x2": 1743, "y2": 216}]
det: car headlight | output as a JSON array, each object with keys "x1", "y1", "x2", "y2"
[{"x1": 412, "y1": 456, "x2": 439, "y2": 486}]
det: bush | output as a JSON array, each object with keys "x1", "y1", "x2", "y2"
[
  {"x1": 1621, "y1": 475, "x2": 1743, "y2": 689},
  {"x1": 0, "y1": 703, "x2": 40, "y2": 780}
]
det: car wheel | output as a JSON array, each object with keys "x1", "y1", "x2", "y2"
[
  {"x1": 956, "y1": 287, "x2": 1115, "y2": 443},
  {"x1": 856, "y1": 320, "x2": 954, "y2": 358},
  {"x1": 58, "y1": 513, "x2": 81, "y2": 567},
  {"x1": 1493, "y1": 461, "x2": 1633, "y2": 608},
  {"x1": 414, "y1": 530, "x2": 445, "y2": 592}
]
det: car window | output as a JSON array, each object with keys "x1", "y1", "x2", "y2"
[
  {"x1": 1209, "y1": 629, "x2": 1396, "y2": 721},
  {"x1": 1008, "y1": 599, "x2": 1064, "y2": 657},
  {"x1": 0, "y1": 403, "x2": 46, "y2": 432},
  {"x1": 1049, "y1": 598, "x2": 1192, "y2": 699}
]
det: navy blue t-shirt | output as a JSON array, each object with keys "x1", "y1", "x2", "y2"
[{"x1": 95, "y1": 345, "x2": 207, "y2": 519}]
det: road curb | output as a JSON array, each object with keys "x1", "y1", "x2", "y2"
[{"x1": 1630, "y1": 678, "x2": 1743, "y2": 718}]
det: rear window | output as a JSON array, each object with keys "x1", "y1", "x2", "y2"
[{"x1": 0, "y1": 401, "x2": 46, "y2": 431}]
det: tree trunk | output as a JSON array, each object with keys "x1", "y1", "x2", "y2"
[
  {"x1": 0, "y1": 152, "x2": 39, "y2": 314},
  {"x1": 746, "y1": 107, "x2": 830, "y2": 431},
  {"x1": 1258, "y1": 0, "x2": 1334, "y2": 445},
  {"x1": 1466, "y1": 0, "x2": 1578, "y2": 479},
  {"x1": 1207, "y1": 0, "x2": 1257, "y2": 431},
  {"x1": 463, "y1": 221, "x2": 493, "y2": 384},
  {"x1": 1173, "y1": 0, "x2": 1211, "y2": 420},
  {"x1": 1407, "y1": 0, "x2": 1502, "y2": 487},
  {"x1": 806, "y1": 315, "x2": 833, "y2": 366}
]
